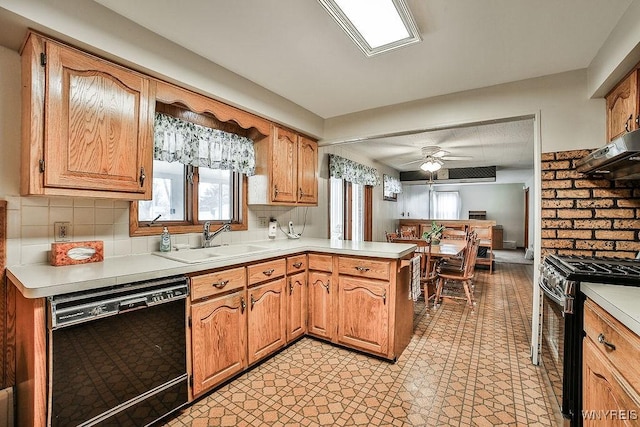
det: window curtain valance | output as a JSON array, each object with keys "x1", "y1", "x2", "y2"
[
  {"x1": 154, "y1": 112, "x2": 256, "y2": 176},
  {"x1": 383, "y1": 174, "x2": 403, "y2": 194},
  {"x1": 329, "y1": 154, "x2": 381, "y2": 186}
]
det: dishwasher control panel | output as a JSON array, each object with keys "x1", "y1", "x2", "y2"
[{"x1": 49, "y1": 276, "x2": 189, "y2": 329}]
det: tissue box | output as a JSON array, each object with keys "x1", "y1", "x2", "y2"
[{"x1": 50, "y1": 241, "x2": 104, "y2": 266}]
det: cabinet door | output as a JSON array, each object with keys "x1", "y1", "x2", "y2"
[
  {"x1": 297, "y1": 136, "x2": 318, "y2": 205},
  {"x1": 582, "y1": 338, "x2": 640, "y2": 426},
  {"x1": 45, "y1": 42, "x2": 153, "y2": 197},
  {"x1": 307, "y1": 271, "x2": 333, "y2": 340},
  {"x1": 247, "y1": 279, "x2": 286, "y2": 364},
  {"x1": 271, "y1": 126, "x2": 298, "y2": 203},
  {"x1": 190, "y1": 291, "x2": 247, "y2": 397},
  {"x1": 337, "y1": 276, "x2": 389, "y2": 355},
  {"x1": 606, "y1": 70, "x2": 639, "y2": 142},
  {"x1": 287, "y1": 271, "x2": 307, "y2": 342}
]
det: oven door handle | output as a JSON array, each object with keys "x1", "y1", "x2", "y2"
[{"x1": 539, "y1": 280, "x2": 564, "y2": 307}]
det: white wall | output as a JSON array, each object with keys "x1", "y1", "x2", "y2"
[
  {"x1": 322, "y1": 70, "x2": 606, "y2": 153},
  {"x1": 399, "y1": 183, "x2": 526, "y2": 247}
]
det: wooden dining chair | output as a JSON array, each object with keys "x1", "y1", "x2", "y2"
[
  {"x1": 419, "y1": 241, "x2": 439, "y2": 301},
  {"x1": 385, "y1": 231, "x2": 399, "y2": 242},
  {"x1": 441, "y1": 228, "x2": 467, "y2": 240},
  {"x1": 434, "y1": 232, "x2": 480, "y2": 308}
]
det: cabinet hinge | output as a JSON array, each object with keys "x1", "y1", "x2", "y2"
[
  {"x1": 40, "y1": 53, "x2": 47, "y2": 67},
  {"x1": 189, "y1": 375, "x2": 193, "y2": 388},
  {"x1": 39, "y1": 159, "x2": 45, "y2": 173}
]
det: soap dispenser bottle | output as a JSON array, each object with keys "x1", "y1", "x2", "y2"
[{"x1": 160, "y1": 227, "x2": 171, "y2": 252}]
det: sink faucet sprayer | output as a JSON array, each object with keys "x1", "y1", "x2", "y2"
[{"x1": 202, "y1": 221, "x2": 232, "y2": 248}]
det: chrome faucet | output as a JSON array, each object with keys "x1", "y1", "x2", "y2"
[{"x1": 202, "y1": 221, "x2": 231, "y2": 248}]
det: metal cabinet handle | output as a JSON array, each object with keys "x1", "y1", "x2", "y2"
[
  {"x1": 212, "y1": 280, "x2": 229, "y2": 289},
  {"x1": 139, "y1": 166, "x2": 146, "y2": 187},
  {"x1": 293, "y1": 262, "x2": 303, "y2": 269},
  {"x1": 274, "y1": 186, "x2": 279, "y2": 197},
  {"x1": 298, "y1": 188, "x2": 304, "y2": 198},
  {"x1": 322, "y1": 279, "x2": 330, "y2": 294},
  {"x1": 289, "y1": 279, "x2": 294, "y2": 295},
  {"x1": 250, "y1": 294, "x2": 256, "y2": 310},
  {"x1": 263, "y1": 268, "x2": 275, "y2": 276},
  {"x1": 240, "y1": 296, "x2": 246, "y2": 314},
  {"x1": 636, "y1": 114, "x2": 640, "y2": 127},
  {"x1": 355, "y1": 266, "x2": 370, "y2": 272},
  {"x1": 625, "y1": 114, "x2": 633, "y2": 132},
  {"x1": 598, "y1": 333, "x2": 616, "y2": 351},
  {"x1": 383, "y1": 290, "x2": 387, "y2": 305}
]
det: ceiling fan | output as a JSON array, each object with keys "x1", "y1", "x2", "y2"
[{"x1": 401, "y1": 146, "x2": 472, "y2": 171}]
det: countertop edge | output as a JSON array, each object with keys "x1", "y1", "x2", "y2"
[
  {"x1": 581, "y1": 282, "x2": 640, "y2": 337},
  {"x1": 8, "y1": 239, "x2": 417, "y2": 298}
]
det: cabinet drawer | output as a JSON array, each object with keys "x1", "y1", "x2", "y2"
[
  {"x1": 287, "y1": 254, "x2": 307, "y2": 274},
  {"x1": 338, "y1": 257, "x2": 390, "y2": 281},
  {"x1": 247, "y1": 259, "x2": 286, "y2": 286},
  {"x1": 584, "y1": 298, "x2": 640, "y2": 387},
  {"x1": 190, "y1": 267, "x2": 246, "y2": 301},
  {"x1": 308, "y1": 253, "x2": 333, "y2": 272}
]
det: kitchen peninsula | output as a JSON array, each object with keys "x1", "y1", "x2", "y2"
[{"x1": 7, "y1": 238, "x2": 416, "y2": 426}]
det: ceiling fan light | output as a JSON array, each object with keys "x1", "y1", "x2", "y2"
[{"x1": 420, "y1": 158, "x2": 442, "y2": 172}]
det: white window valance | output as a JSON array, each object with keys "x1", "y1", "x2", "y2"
[
  {"x1": 383, "y1": 174, "x2": 403, "y2": 194},
  {"x1": 329, "y1": 154, "x2": 381, "y2": 186},
  {"x1": 154, "y1": 112, "x2": 256, "y2": 176}
]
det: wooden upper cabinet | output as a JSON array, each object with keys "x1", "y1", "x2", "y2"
[
  {"x1": 21, "y1": 32, "x2": 154, "y2": 199},
  {"x1": 297, "y1": 135, "x2": 318, "y2": 205},
  {"x1": 272, "y1": 127, "x2": 298, "y2": 203},
  {"x1": 249, "y1": 124, "x2": 318, "y2": 206},
  {"x1": 606, "y1": 69, "x2": 639, "y2": 142}
]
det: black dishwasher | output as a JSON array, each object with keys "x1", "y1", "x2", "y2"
[{"x1": 48, "y1": 276, "x2": 189, "y2": 427}]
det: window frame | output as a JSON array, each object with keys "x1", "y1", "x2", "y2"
[
  {"x1": 129, "y1": 100, "x2": 255, "y2": 237},
  {"x1": 330, "y1": 179, "x2": 373, "y2": 242},
  {"x1": 129, "y1": 170, "x2": 247, "y2": 237}
]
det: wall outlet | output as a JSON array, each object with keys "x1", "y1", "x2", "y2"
[
  {"x1": 54, "y1": 222, "x2": 71, "y2": 242},
  {"x1": 268, "y1": 220, "x2": 277, "y2": 239},
  {"x1": 258, "y1": 217, "x2": 268, "y2": 227}
]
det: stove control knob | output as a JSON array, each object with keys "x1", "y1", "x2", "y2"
[{"x1": 90, "y1": 306, "x2": 104, "y2": 316}]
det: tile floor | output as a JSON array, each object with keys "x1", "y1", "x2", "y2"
[{"x1": 163, "y1": 262, "x2": 562, "y2": 426}]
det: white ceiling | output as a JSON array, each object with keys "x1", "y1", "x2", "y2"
[
  {"x1": 88, "y1": 0, "x2": 630, "y2": 177},
  {"x1": 0, "y1": 1, "x2": 632, "y2": 176},
  {"x1": 92, "y1": 0, "x2": 630, "y2": 119}
]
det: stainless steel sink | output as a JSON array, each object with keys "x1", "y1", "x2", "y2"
[{"x1": 153, "y1": 244, "x2": 269, "y2": 264}]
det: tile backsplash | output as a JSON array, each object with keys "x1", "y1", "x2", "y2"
[{"x1": 5, "y1": 195, "x2": 319, "y2": 266}]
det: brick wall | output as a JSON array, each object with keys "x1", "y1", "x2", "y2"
[{"x1": 541, "y1": 150, "x2": 640, "y2": 259}]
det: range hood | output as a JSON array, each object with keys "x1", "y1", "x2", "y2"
[{"x1": 576, "y1": 129, "x2": 640, "y2": 180}]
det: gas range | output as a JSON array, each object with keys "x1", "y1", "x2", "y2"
[
  {"x1": 543, "y1": 254, "x2": 640, "y2": 287},
  {"x1": 538, "y1": 254, "x2": 640, "y2": 425}
]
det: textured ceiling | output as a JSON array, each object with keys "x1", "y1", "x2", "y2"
[
  {"x1": 89, "y1": 0, "x2": 630, "y2": 177},
  {"x1": 92, "y1": 0, "x2": 631, "y2": 119}
]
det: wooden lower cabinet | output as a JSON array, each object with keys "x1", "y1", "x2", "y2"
[
  {"x1": 582, "y1": 338, "x2": 639, "y2": 426},
  {"x1": 582, "y1": 298, "x2": 640, "y2": 426},
  {"x1": 337, "y1": 276, "x2": 389, "y2": 356},
  {"x1": 307, "y1": 270, "x2": 333, "y2": 340},
  {"x1": 247, "y1": 278, "x2": 287, "y2": 365},
  {"x1": 287, "y1": 271, "x2": 307, "y2": 342},
  {"x1": 189, "y1": 290, "x2": 247, "y2": 397}
]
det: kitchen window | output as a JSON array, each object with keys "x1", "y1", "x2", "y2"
[
  {"x1": 330, "y1": 178, "x2": 373, "y2": 241},
  {"x1": 130, "y1": 108, "x2": 252, "y2": 236},
  {"x1": 327, "y1": 154, "x2": 379, "y2": 241}
]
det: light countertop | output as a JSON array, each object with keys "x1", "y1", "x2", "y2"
[
  {"x1": 7, "y1": 238, "x2": 416, "y2": 298},
  {"x1": 581, "y1": 282, "x2": 640, "y2": 337}
]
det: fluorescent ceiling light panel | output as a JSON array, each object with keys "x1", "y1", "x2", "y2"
[{"x1": 319, "y1": 0, "x2": 421, "y2": 56}]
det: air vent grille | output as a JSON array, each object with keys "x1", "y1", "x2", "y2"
[{"x1": 400, "y1": 166, "x2": 496, "y2": 182}]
